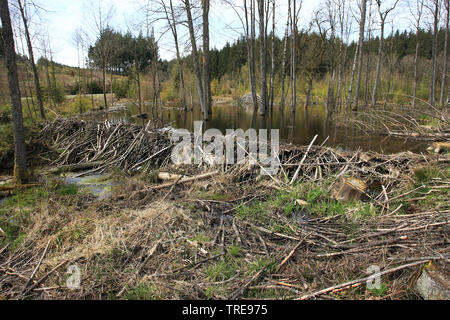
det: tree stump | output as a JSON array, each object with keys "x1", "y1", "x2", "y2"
[
  {"x1": 416, "y1": 266, "x2": 450, "y2": 300},
  {"x1": 335, "y1": 178, "x2": 367, "y2": 201}
]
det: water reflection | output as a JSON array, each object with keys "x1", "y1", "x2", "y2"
[{"x1": 86, "y1": 102, "x2": 429, "y2": 154}]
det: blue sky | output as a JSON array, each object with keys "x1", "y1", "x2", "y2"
[{"x1": 13, "y1": 0, "x2": 416, "y2": 67}]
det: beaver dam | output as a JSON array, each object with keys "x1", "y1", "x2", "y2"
[{"x1": 0, "y1": 116, "x2": 449, "y2": 300}]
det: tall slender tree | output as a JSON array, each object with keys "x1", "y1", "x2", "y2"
[
  {"x1": 371, "y1": 0, "x2": 399, "y2": 107},
  {"x1": 0, "y1": 0, "x2": 28, "y2": 183},
  {"x1": 439, "y1": 0, "x2": 449, "y2": 107},
  {"x1": 202, "y1": 0, "x2": 212, "y2": 119},
  {"x1": 411, "y1": 0, "x2": 424, "y2": 107},
  {"x1": 183, "y1": 0, "x2": 206, "y2": 118},
  {"x1": 353, "y1": 0, "x2": 367, "y2": 111},
  {"x1": 257, "y1": 0, "x2": 267, "y2": 117},
  {"x1": 17, "y1": 0, "x2": 45, "y2": 120}
]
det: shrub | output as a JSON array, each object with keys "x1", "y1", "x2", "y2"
[{"x1": 112, "y1": 79, "x2": 131, "y2": 99}]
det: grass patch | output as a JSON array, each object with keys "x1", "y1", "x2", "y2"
[
  {"x1": 124, "y1": 281, "x2": 161, "y2": 300},
  {"x1": 0, "y1": 187, "x2": 48, "y2": 249},
  {"x1": 55, "y1": 184, "x2": 79, "y2": 196}
]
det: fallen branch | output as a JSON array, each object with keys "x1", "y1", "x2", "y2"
[{"x1": 298, "y1": 260, "x2": 429, "y2": 300}]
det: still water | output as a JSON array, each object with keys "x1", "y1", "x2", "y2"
[{"x1": 86, "y1": 102, "x2": 430, "y2": 154}]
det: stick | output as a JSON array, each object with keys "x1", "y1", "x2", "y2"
[
  {"x1": 297, "y1": 260, "x2": 429, "y2": 300},
  {"x1": 228, "y1": 267, "x2": 266, "y2": 300},
  {"x1": 290, "y1": 135, "x2": 318, "y2": 184},
  {"x1": 21, "y1": 240, "x2": 51, "y2": 294},
  {"x1": 276, "y1": 241, "x2": 303, "y2": 273},
  {"x1": 21, "y1": 260, "x2": 68, "y2": 297},
  {"x1": 117, "y1": 171, "x2": 219, "y2": 199}
]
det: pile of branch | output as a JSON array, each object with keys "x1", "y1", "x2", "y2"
[
  {"x1": 38, "y1": 119, "x2": 173, "y2": 175},
  {"x1": 334, "y1": 106, "x2": 450, "y2": 141}
]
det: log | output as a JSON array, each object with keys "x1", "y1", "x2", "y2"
[
  {"x1": 0, "y1": 184, "x2": 39, "y2": 192},
  {"x1": 158, "y1": 172, "x2": 183, "y2": 181},
  {"x1": 45, "y1": 162, "x2": 103, "y2": 174}
]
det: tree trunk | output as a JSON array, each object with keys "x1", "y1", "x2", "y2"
[
  {"x1": 202, "y1": 0, "x2": 211, "y2": 120},
  {"x1": 269, "y1": 0, "x2": 275, "y2": 117},
  {"x1": 102, "y1": 61, "x2": 108, "y2": 109},
  {"x1": 257, "y1": 0, "x2": 267, "y2": 117},
  {"x1": 372, "y1": 18, "x2": 384, "y2": 107},
  {"x1": 164, "y1": 0, "x2": 187, "y2": 111},
  {"x1": 17, "y1": 0, "x2": 45, "y2": 120},
  {"x1": 412, "y1": 22, "x2": 420, "y2": 107},
  {"x1": 280, "y1": 5, "x2": 290, "y2": 114},
  {"x1": 346, "y1": 42, "x2": 359, "y2": 109},
  {"x1": 291, "y1": 0, "x2": 297, "y2": 114},
  {"x1": 429, "y1": 0, "x2": 439, "y2": 107},
  {"x1": 184, "y1": 0, "x2": 205, "y2": 118},
  {"x1": 353, "y1": 0, "x2": 367, "y2": 111},
  {"x1": 440, "y1": 2, "x2": 449, "y2": 107},
  {"x1": 0, "y1": 0, "x2": 28, "y2": 183}
]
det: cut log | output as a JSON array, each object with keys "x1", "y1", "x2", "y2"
[
  {"x1": 158, "y1": 172, "x2": 183, "y2": 181},
  {"x1": 416, "y1": 266, "x2": 450, "y2": 300},
  {"x1": 335, "y1": 178, "x2": 367, "y2": 201}
]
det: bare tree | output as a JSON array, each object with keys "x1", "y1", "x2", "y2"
[
  {"x1": 410, "y1": 0, "x2": 424, "y2": 107},
  {"x1": 427, "y1": 0, "x2": 440, "y2": 107},
  {"x1": 85, "y1": 0, "x2": 114, "y2": 110},
  {"x1": 439, "y1": 0, "x2": 449, "y2": 107},
  {"x1": 291, "y1": 0, "x2": 302, "y2": 113},
  {"x1": 183, "y1": 0, "x2": 206, "y2": 118},
  {"x1": 279, "y1": 0, "x2": 291, "y2": 113},
  {"x1": 257, "y1": 0, "x2": 267, "y2": 117},
  {"x1": 353, "y1": 0, "x2": 367, "y2": 111},
  {"x1": 268, "y1": 0, "x2": 275, "y2": 116},
  {"x1": 202, "y1": 0, "x2": 211, "y2": 119},
  {"x1": 17, "y1": 0, "x2": 45, "y2": 120},
  {"x1": 0, "y1": 0, "x2": 28, "y2": 183},
  {"x1": 159, "y1": 0, "x2": 188, "y2": 110},
  {"x1": 371, "y1": 0, "x2": 399, "y2": 107}
]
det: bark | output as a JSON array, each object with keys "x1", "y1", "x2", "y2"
[
  {"x1": 0, "y1": 0, "x2": 28, "y2": 183},
  {"x1": 17, "y1": 0, "x2": 45, "y2": 120},
  {"x1": 353, "y1": 0, "x2": 367, "y2": 111}
]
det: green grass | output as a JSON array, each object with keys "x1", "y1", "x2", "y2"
[
  {"x1": 0, "y1": 187, "x2": 48, "y2": 249},
  {"x1": 235, "y1": 180, "x2": 381, "y2": 227},
  {"x1": 124, "y1": 282, "x2": 161, "y2": 300},
  {"x1": 55, "y1": 184, "x2": 79, "y2": 196}
]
